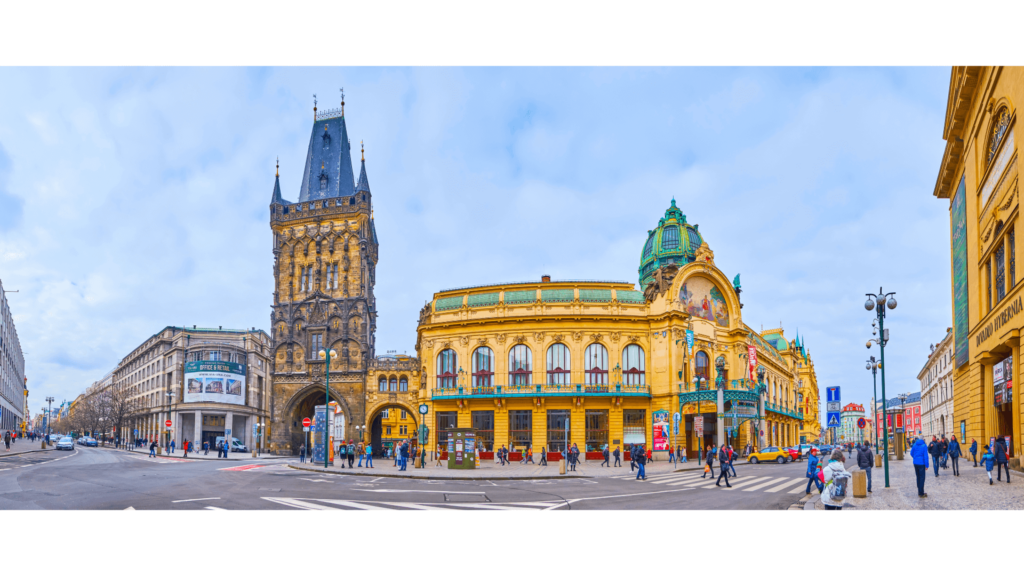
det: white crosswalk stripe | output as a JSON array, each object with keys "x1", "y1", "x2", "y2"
[
  {"x1": 765, "y1": 478, "x2": 807, "y2": 492},
  {"x1": 789, "y1": 484, "x2": 812, "y2": 494},
  {"x1": 719, "y1": 477, "x2": 771, "y2": 490},
  {"x1": 261, "y1": 497, "x2": 562, "y2": 511},
  {"x1": 741, "y1": 477, "x2": 789, "y2": 491}
]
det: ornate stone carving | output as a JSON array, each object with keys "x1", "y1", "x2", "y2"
[
  {"x1": 572, "y1": 331, "x2": 584, "y2": 342},
  {"x1": 513, "y1": 335, "x2": 526, "y2": 344},
  {"x1": 552, "y1": 334, "x2": 564, "y2": 342},
  {"x1": 477, "y1": 338, "x2": 488, "y2": 346},
  {"x1": 534, "y1": 332, "x2": 545, "y2": 343},
  {"x1": 609, "y1": 332, "x2": 621, "y2": 343},
  {"x1": 589, "y1": 333, "x2": 603, "y2": 342},
  {"x1": 495, "y1": 334, "x2": 507, "y2": 344},
  {"x1": 644, "y1": 262, "x2": 679, "y2": 302},
  {"x1": 459, "y1": 336, "x2": 470, "y2": 346},
  {"x1": 628, "y1": 334, "x2": 641, "y2": 343},
  {"x1": 424, "y1": 339, "x2": 434, "y2": 349}
]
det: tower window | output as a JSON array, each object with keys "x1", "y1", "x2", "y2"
[{"x1": 661, "y1": 225, "x2": 680, "y2": 251}]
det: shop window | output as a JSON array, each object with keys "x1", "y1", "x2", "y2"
[
  {"x1": 473, "y1": 410, "x2": 494, "y2": 452},
  {"x1": 546, "y1": 343, "x2": 570, "y2": 384},
  {"x1": 436, "y1": 411, "x2": 457, "y2": 449},
  {"x1": 472, "y1": 346, "x2": 494, "y2": 387},
  {"x1": 584, "y1": 343, "x2": 608, "y2": 384},
  {"x1": 546, "y1": 410, "x2": 569, "y2": 453},
  {"x1": 509, "y1": 410, "x2": 532, "y2": 450},
  {"x1": 508, "y1": 344, "x2": 532, "y2": 386},
  {"x1": 622, "y1": 344, "x2": 645, "y2": 385},
  {"x1": 436, "y1": 349, "x2": 458, "y2": 388},
  {"x1": 623, "y1": 409, "x2": 646, "y2": 447},
  {"x1": 585, "y1": 410, "x2": 609, "y2": 452}
]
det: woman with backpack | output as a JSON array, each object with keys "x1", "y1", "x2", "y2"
[
  {"x1": 948, "y1": 435, "x2": 962, "y2": 476},
  {"x1": 820, "y1": 449, "x2": 851, "y2": 509}
]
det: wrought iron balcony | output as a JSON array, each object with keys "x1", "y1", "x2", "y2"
[
  {"x1": 430, "y1": 383, "x2": 650, "y2": 400},
  {"x1": 765, "y1": 402, "x2": 801, "y2": 419}
]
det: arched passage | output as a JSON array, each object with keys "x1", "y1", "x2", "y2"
[
  {"x1": 366, "y1": 402, "x2": 418, "y2": 458},
  {"x1": 286, "y1": 385, "x2": 351, "y2": 456}
]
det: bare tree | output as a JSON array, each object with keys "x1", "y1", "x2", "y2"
[{"x1": 106, "y1": 383, "x2": 137, "y2": 446}]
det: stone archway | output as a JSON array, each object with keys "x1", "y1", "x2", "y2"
[
  {"x1": 366, "y1": 402, "x2": 419, "y2": 458},
  {"x1": 284, "y1": 385, "x2": 352, "y2": 456}
]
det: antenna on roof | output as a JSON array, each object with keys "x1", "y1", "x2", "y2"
[
  {"x1": 313, "y1": 93, "x2": 317, "y2": 120},
  {"x1": 276, "y1": 157, "x2": 279, "y2": 178},
  {"x1": 340, "y1": 87, "x2": 345, "y2": 116}
]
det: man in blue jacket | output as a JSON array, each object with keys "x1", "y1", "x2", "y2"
[
  {"x1": 910, "y1": 436, "x2": 930, "y2": 497},
  {"x1": 805, "y1": 450, "x2": 822, "y2": 494}
]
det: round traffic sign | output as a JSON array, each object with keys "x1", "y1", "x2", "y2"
[
  {"x1": 857, "y1": 417, "x2": 867, "y2": 429},
  {"x1": 165, "y1": 420, "x2": 172, "y2": 427},
  {"x1": 302, "y1": 417, "x2": 311, "y2": 427}
]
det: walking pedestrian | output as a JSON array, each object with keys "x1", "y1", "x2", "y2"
[
  {"x1": 540, "y1": 446, "x2": 548, "y2": 466},
  {"x1": 928, "y1": 436, "x2": 941, "y2": 477},
  {"x1": 203, "y1": 441, "x2": 209, "y2": 455},
  {"x1": 526, "y1": 447, "x2": 535, "y2": 464},
  {"x1": 629, "y1": 444, "x2": 636, "y2": 471},
  {"x1": 715, "y1": 444, "x2": 732, "y2": 487},
  {"x1": 982, "y1": 445, "x2": 996, "y2": 484},
  {"x1": 170, "y1": 439, "x2": 175, "y2": 454},
  {"x1": 821, "y1": 449, "x2": 851, "y2": 510},
  {"x1": 499, "y1": 444, "x2": 507, "y2": 466},
  {"x1": 602, "y1": 445, "x2": 610, "y2": 467},
  {"x1": 805, "y1": 449, "x2": 823, "y2": 494},
  {"x1": 365, "y1": 443, "x2": 373, "y2": 468},
  {"x1": 149, "y1": 440, "x2": 157, "y2": 458},
  {"x1": 358, "y1": 443, "x2": 365, "y2": 467},
  {"x1": 856, "y1": 441, "x2": 873, "y2": 492},
  {"x1": 183, "y1": 440, "x2": 189, "y2": 458},
  {"x1": 646, "y1": 447, "x2": 653, "y2": 465},
  {"x1": 995, "y1": 436, "x2": 1010, "y2": 483},
  {"x1": 702, "y1": 446, "x2": 715, "y2": 479},
  {"x1": 299, "y1": 443, "x2": 306, "y2": 464},
  {"x1": 970, "y1": 438, "x2": 978, "y2": 467},
  {"x1": 399, "y1": 441, "x2": 409, "y2": 471},
  {"x1": 668, "y1": 445, "x2": 676, "y2": 464},
  {"x1": 613, "y1": 445, "x2": 621, "y2": 467},
  {"x1": 948, "y1": 435, "x2": 961, "y2": 476},
  {"x1": 635, "y1": 445, "x2": 647, "y2": 480},
  {"x1": 348, "y1": 441, "x2": 356, "y2": 468},
  {"x1": 570, "y1": 443, "x2": 580, "y2": 472},
  {"x1": 728, "y1": 446, "x2": 738, "y2": 478},
  {"x1": 3, "y1": 431, "x2": 9, "y2": 452},
  {"x1": 910, "y1": 435, "x2": 929, "y2": 497}
]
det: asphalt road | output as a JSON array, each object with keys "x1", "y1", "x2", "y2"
[{"x1": 0, "y1": 446, "x2": 820, "y2": 510}]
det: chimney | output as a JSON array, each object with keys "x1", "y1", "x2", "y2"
[
  {"x1": 219, "y1": 326, "x2": 222, "y2": 330},
  {"x1": 193, "y1": 325, "x2": 196, "y2": 329},
  {"x1": 541, "y1": 275, "x2": 551, "y2": 283}
]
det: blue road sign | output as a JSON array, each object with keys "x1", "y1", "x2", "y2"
[
  {"x1": 826, "y1": 386, "x2": 841, "y2": 403},
  {"x1": 827, "y1": 412, "x2": 841, "y2": 428}
]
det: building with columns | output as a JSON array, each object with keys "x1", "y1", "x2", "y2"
[
  {"x1": 0, "y1": 277, "x2": 27, "y2": 433},
  {"x1": 113, "y1": 326, "x2": 271, "y2": 449},
  {"x1": 919, "y1": 329, "x2": 955, "y2": 438},
  {"x1": 414, "y1": 201, "x2": 818, "y2": 460}
]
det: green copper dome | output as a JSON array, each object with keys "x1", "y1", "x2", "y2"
[{"x1": 638, "y1": 199, "x2": 704, "y2": 288}]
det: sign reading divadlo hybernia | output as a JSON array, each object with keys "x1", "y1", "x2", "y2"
[
  {"x1": 185, "y1": 360, "x2": 246, "y2": 406},
  {"x1": 952, "y1": 175, "x2": 969, "y2": 368}
]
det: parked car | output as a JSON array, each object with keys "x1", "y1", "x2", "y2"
[
  {"x1": 214, "y1": 436, "x2": 248, "y2": 453},
  {"x1": 784, "y1": 446, "x2": 801, "y2": 461},
  {"x1": 748, "y1": 446, "x2": 789, "y2": 464},
  {"x1": 85, "y1": 437, "x2": 98, "y2": 447},
  {"x1": 56, "y1": 437, "x2": 75, "y2": 451}
]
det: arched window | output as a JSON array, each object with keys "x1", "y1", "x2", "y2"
[
  {"x1": 643, "y1": 234, "x2": 655, "y2": 258},
  {"x1": 399, "y1": 377, "x2": 408, "y2": 392},
  {"x1": 622, "y1": 344, "x2": 645, "y2": 385},
  {"x1": 661, "y1": 225, "x2": 680, "y2": 250},
  {"x1": 508, "y1": 344, "x2": 532, "y2": 386},
  {"x1": 546, "y1": 343, "x2": 571, "y2": 384},
  {"x1": 378, "y1": 377, "x2": 386, "y2": 392},
  {"x1": 988, "y1": 106, "x2": 1011, "y2": 166},
  {"x1": 389, "y1": 377, "x2": 398, "y2": 392},
  {"x1": 695, "y1": 351, "x2": 710, "y2": 387},
  {"x1": 472, "y1": 347, "x2": 494, "y2": 387},
  {"x1": 436, "y1": 349, "x2": 458, "y2": 388},
  {"x1": 584, "y1": 343, "x2": 608, "y2": 384}
]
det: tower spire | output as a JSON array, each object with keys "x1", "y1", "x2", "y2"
[
  {"x1": 340, "y1": 87, "x2": 345, "y2": 117},
  {"x1": 313, "y1": 93, "x2": 317, "y2": 120},
  {"x1": 356, "y1": 140, "x2": 371, "y2": 195},
  {"x1": 276, "y1": 156, "x2": 279, "y2": 178}
]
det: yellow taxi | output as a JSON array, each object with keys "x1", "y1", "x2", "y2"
[{"x1": 747, "y1": 446, "x2": 791, "y2": 464}]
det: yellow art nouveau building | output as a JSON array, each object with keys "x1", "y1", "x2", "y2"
[
  {"x1": 934, "y1": 67, "x2": 1024, "y2": 459},
  {"x1": 413, "y1": 201, "x2": 820, "y2": 459}
]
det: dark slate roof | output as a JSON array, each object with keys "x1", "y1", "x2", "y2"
[
  {"x1": 270, "y1": 172, "x2": 288, "y2": 205},
  {"x1": 371, "y1": 218, "x2": 378, "y2": 244},
  {"x1": 884, "y1": 392, "x2": 921, "y2": 408},
  {"x1": 356, "y1": 158, "x2": 371, "y2": 193},
  {"x1": 298, "y1": 115, "x2": 356, "y2": 202}
]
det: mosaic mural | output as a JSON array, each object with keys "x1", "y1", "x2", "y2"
[{"x1": 679, "y1": 277, "x2": 729, "y2": 327}]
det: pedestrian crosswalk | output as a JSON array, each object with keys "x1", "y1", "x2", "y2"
[
  {"x1": 261, "y1": 496, "x2": 564, "y2": 511},
  {"x1": 609, "y1": 471, "x2": 809, "y2": 494}
]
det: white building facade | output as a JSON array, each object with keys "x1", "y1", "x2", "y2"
[
  {"x1": 0, "y1": 278, "x2": 27, "y2": 432},
  {"x1": 919, "y1": 329, "x2": 954, "y2": 438}
]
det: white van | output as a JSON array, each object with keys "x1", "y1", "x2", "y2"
[{"x1": 214, "y1": 436, "x2": 248, "y2": 452}]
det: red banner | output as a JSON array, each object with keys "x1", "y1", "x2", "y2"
[{"x1": 748, "y1": 345, "x2": 757, "y2": 381}]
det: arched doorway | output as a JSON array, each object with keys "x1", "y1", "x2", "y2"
[
  {"x1": 367, "y1": 403, "x2": 417, "y2": 459},
  {"x1": 288, "y1": 387, "x2": 350, "y2": 456}
]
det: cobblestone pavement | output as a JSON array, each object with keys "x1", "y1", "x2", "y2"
[{"x1": 812, "y1": 455, "x2": 1024, "y2": 510}]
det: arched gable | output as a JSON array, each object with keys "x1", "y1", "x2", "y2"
[{"x1": 672, "y1": 268, "x2": 741, "y2": 330}]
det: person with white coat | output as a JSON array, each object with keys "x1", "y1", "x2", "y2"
[{"x1": 820, "y1": 449, "x2": 852, "y2": 510}]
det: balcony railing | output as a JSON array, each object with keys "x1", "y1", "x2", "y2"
[
  {"x1": 431, "y1": 383, "x2": 650, "y2": 399},
  {"x1": 765, "y1": 402, "x2": 801, "y2": 419}
]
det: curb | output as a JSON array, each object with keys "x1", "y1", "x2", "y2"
[
  {"x1": 98, "y1": 445, "x2": 290, "y2": 461},
  {"x1": 0, "y1": 447, "x2": 54, "y2": 458},
  {"x1": 286, "y1": 464, "x2": 593, "y2": 481}
]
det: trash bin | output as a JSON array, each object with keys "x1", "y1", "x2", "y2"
[{"x1": 852, "y1": 469, "x2": 867, "y2": 498}]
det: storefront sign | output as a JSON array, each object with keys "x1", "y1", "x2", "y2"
[
  {"x1": 185, "y1": 360, "x2": 246, "y2": 406},
  {"x1": 652, "y1": 410, "x2": 669, "y2": 451},
  {"x1": 694, "y1": 416, "x2": 704, "y2": 437},
  {"x1": 976, "y1": 296, "x2": 1023, "y2": 348}
]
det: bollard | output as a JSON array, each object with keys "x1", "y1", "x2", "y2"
[
  {"x1": 875, "y1": 454, "x2": 881, "y2": 468},
  {"x1": 559, "y1": 457, "x2": 566, "y2": 475},
  {"x1": 41, "y1": 441, "x2": 46, "y2": 449},
  {"x1": 157, "y1": 446, "x2": 163, "y2": 455},
  {"x1": 852, "y1": 469, "x2": 867, "y2": 498}
]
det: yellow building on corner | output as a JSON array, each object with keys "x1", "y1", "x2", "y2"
[{"x1": 414, "y1": 201, "x2": 820, "y2": 461}]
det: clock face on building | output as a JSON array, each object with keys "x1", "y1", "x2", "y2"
[{"x1": 419, "y1": 404, "x2": 428, "y2": 415}]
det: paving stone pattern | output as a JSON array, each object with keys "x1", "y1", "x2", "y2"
[{"x1": 814, "y1": 455, "x2": 1024, "y2": 510}]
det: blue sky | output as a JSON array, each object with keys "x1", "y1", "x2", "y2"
[{"x1": 0, "y1": 67, "x2": 952, "y2": 418}]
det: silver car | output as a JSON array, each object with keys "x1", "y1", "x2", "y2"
[{"x1": 56, "y1": 437, "x2": 75, "y2": 451}]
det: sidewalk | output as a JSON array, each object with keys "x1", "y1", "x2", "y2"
[
  {"x1": 0, "y1": 439, "x2": 53, "y2": 458},
  {"x1": 809, "y1": 454, "x2": 1024, "y2": 510},
  {"x1": 98, "y1": 445, "x2": 290, "y2": 461},
  {"x1": 290, "y1": 455, "x2": 752, "y2": 480}
]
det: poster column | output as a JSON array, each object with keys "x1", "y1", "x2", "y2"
[
  {"x1": 758, "y1": 396, "x2": 766, "y2": 448},
  {"x1": 225, "y1": 413, "x2": 233, "y2": 447},
  {"x1": 193, "y1": 411, "x2": 202, "y2": 449},
  {"x1": 716, "y1": 387, "x2": 725, "y2": 449}
]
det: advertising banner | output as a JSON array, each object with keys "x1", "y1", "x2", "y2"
[
  {"x1": 652, "y1": 410, "x2": 669, "y2": 451},
  {"x1": 184, "y1": 360, "x2": 246, "y2": 406},
  {"x1": 952, "y1": 175, "x2": 969, "y2": 368},
  {"x1": 747, "y1": 345, "x2": 757, "y2": 381},
  {"x1": 694, "y1": 415, "x2": 704, "y2": 437},
  {"x1": 686, "y1": 330, "x2": 694, "y2": 355},
  {"x1": 994, "y1": 356, "x2": 1012, "y2": 405}
]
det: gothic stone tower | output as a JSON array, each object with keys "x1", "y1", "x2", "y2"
[{"x1": 268, "y1": 97, "x2": 378, "y2": 455}]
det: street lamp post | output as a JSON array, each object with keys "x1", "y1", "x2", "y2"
[
  {"x1": 756, "y1": 365, "x2": 767, "y2": 450},
  {"x1": 45, "y1": 396, "x2": 54, "y2": 445},
  {"x1": 865, "y1": 356, "x2": 880, "y2": 451},
  {"x1": 865, "y1": 287, "x2": 897, "y2": 488},
  {"x1": 897, "y1": 392, "x2": 910, "y2": 454},
  {"x1": 318, "y1": 347, "x2": 338, "y2": 469},
  {"x1": 165, "y1": 390, "x2": 174, "y2": 452}
]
